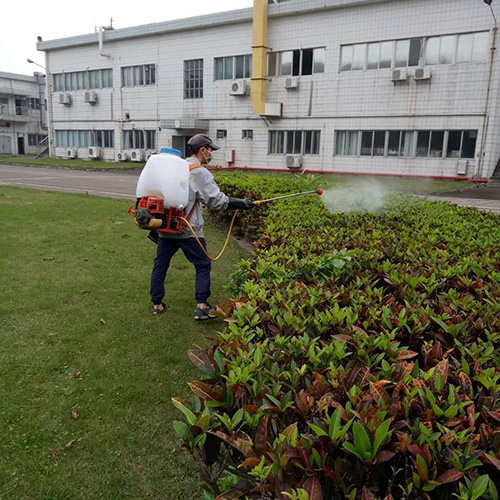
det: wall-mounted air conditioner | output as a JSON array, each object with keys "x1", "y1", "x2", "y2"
[
  {"x1": 59, "y1": 93, "x2": 73, "y2": 106},
  {"x1": 285, "y1": 77, "x2": 299, "y2": 90},
  {"x1": 84, "y1": 91, "x2": 98, "y2": 105},
  {"x1": 117, "y1": 151, "x2": 129, "y2": 162},
  {"x1": 285, "y1": 154, "x2": 303, "y2": 169},
  {"x1": 88, "y1": 147, "x2": 101, "y2": 159},
  {"x1": 66, "y1": 148, "x2": 77, "y2": 158},
  {"x1": 391, "y1": 69, "x2": 408, "y2": 82},
  {"x1": 414, "y1": 67, "x2": 432, "y2": 81},
  {"x1": 457, "y1": 160, "x2": 469, "y2": 176},
  {"x1": 130, "y1": 149, "x2": 144, "y2": 162},
  {"x1": 230, "y1": 80, "x2": 247, "y2": 96}
]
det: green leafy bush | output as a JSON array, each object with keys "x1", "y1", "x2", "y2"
[{"x1": 174, "y1": 173, "x2": 500, "y2": 500}]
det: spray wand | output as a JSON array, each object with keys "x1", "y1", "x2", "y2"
[{"x1": 254, "y1": 188, "x2": 323, "y2": 205}]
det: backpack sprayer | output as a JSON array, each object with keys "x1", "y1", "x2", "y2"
[{"x1": 129, "y1": 149, "x2": 323, "y2": 261}]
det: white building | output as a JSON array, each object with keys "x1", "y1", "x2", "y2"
[
  {"x1": 37, "y1": 0, "x2": 500, "y2": 179},
  {"x1": 0, "y1": 71, "x2": 47, "y2": 155}
]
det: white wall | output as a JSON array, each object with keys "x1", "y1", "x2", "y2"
[{"x1": 45, "y1": 0, "x2": 500, "y2": 178}]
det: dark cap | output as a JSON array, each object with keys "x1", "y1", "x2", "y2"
[{"x1": 187, "y1": 134, "x2": 220, "y2": 151}]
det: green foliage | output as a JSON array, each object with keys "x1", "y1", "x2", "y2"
[{"x1": 173, "y1": 173, "x2": 500, "y2": 500}]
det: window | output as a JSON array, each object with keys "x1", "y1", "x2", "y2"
[
  {"x1": 373, "y1": 131, "x2": 386, "y2": 156},
  {"x1": 121, "y1": 65, "x2": 155, "y2": 87},
  {"x1": 123, "y1": 130, "x2": 153, "y2": 149},
  {"x1": 269, "y1": 130, "x2": 320, "y2": 155},
  {"x1": 215, "y1": 55, "x2": 252, "y2": 80},
  {"x1": 361, "y1": 132, "x2": 373, "y2": 156},
  {"x1": 447, "y1": 131, "x2": 477, "y2": 159},
  {"x1": 55, "y1": 130, "x2": 113, "y2": 148},
  {"x1": 268, "y1": 48, "x2": 326, "y2": 76},
  {"x1": 387, "y1": 131, "x2": 401, "y2": 157},
  {"x1": 28, "y1": 134, "x2": 37, "y2": 146},
  {"x1": 416, "y1": 131, "x2": 431, "y2": 157},
  {"x1": 216, "y1": 130, "x2": 227, "y2": 139},
  {"x1": 29, "y1": 98, "x2": 40, "y2": 110},
  {"x1": 341, "y1": 31, "x2": 488, "y2": 72},
  {"x1": 53, "y1": 69, "x2": 113, "y2": 91},
  {"x1": 335, "y1": 131, "x2": 359, "y2": 156},
  {"x1": 429, "y1": 131, "x2": 445, "y2": 158},
  {"x1": 184, "y1": 59, "x2": 203, "y2": 99},
  {"x1": 145, "y1": 130, "x2": 156, "y2": 150},
  {"x1": 242, "y1": 130, "x2": 253, "y2": 139}
]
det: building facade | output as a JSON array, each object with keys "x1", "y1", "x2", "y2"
[
  {"x1": 37, "y1": 0, "x2": 500, "y2": 179},
  {"x1": 0, "y1": 71, "x2": 47, "y2": 155}
]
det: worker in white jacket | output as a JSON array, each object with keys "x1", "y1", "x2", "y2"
[{"x1": 150, "y1": 134, "x2": 255, "y2": 320}]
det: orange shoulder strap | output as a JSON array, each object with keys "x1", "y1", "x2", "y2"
[{"x1": 189, "y1": 162, "x2": 202, "y2": 171}]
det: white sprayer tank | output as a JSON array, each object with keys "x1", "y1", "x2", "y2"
[{"x1": 135, "y1": 148, "x2": 189, "y2": 210}]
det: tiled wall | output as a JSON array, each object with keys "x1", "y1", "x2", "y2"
[{"x1": 47, "y1": 0, "x2": 500, "y2": 178}]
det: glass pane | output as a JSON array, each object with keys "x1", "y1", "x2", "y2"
[
  {"x1": 341, "y1": 46, "x2": 353, "y2": 72},
  {"x1": 281, "y1": 51, "x2": 293, "y2": 76},
  {"x1": 123, "y1": 131, "x2": 131, "y2": 149},
  {"x1": 65, "y1": 73, "x2": 71, "y2": 90},
  {"x1": 304, "y1": 131, "x2": 312, "y2": 154},
  {"x1": 89, "y1": 71, "x2": 96, "y2": 89},
  {"x1": 379, "y1": 41, "x2": 394, "y2": 69},
  {"x1": 313, "y1": 48, "x2": 325, "y2": 73},
  {"x1": 425, "y1": 37, "x2": 440, "y2": 65},
  {"x1": 269, "y1": 132, "x2": 275, "y2": 154},
  {"x1": 361, "y1": 131, "x2": 373, "y2": 156},
  {"x1": 293, "y1": 131, "x2": 302, "y2": 154},
  {"x1": 224, "y1": 57, "x2": 233, "y2": 79},
  {"x1": 429, "y1": 131, "x2": 445, "y2": 158},
  {"x1": 472, "y1": 32, "x2": 489, "y2": 62},
  {"x1": 447, "y1": 131, "x2": 462, "y2": 158},
  {"x1": 235, "y1": 56, "x2": 244, "y2": 79},
  {"x1": 292, "y1": 50, "x2": 301, "y2": 76},
  {"x1": 457, "y1": 34, "x2": 473, "y2": 63},
  {"x1": 95, "y1": 70, "x2": 101, "y2": 89},
  {"x1": 347, "y1": 131, "x2": 358, "y2": 155},
  {"x1": 312, "y1": 131, "x2": 320, "y2": 154},
  {"x1": 367, "y1": 43, "x2": 380, "y2": 70},
  {"x1": 277, "y1": 131, "x2": 284, "y2": 154},
  {"x1": 244, "y1": 55, "x2": 252, "y2": 78},
  {"x1": 150, "y1": 66, "x2": 155, "y2": 84},
  {"x1": 409, "y1": 38, "x2": 423, "y2": 66},
  {"x1": 373, "y1": 131, "x2": 385, "y2": 156},
  {"x1": 77, "y1": 72, "x2": 84, "y2": 89},
  {"x1": 416, "y1": 131, "x2": 430, "y2": 157},
  {"x1": 439, "y1": 35, "x2": 455, "y2": 65},
  {"x1": 401, "y1": 131, "x2": 414, "y2": 156},
  {"x1": 302, "y1": 49, "x2": 313, "y2": 76},
  {"x1": 135, "y1": 66, "x2": 144, "y2": 85},
  {"x1": 110, "y1": 131, "x2": 114, "y2": 148},
  {"x1": 395, "y1": 39, "x2": 410, "y2": 68},
  {"x1": 216, "y1": 58, "x2": 224, "y2": 80},
  {"x1": 336, "y1": 131, "x2": 345, "y2": 155},
  {"x1": 83, "y1": 71, "x2": 89, "y2": 89},
  {"x1": 96, "y1": 131, "x2": 103, "y2": 148},
  {"x1": 461, "y1": 131, "x2": 477, "y2": 158},
  {"x1": 285, "y1": 131, "x2": 294, "y2": 154},
  {"x1": 352, "y1": 44, "x2": 366, "y2": 71},
  {"x1": 71, "y1": 73, "x2": 77, "y2": 90},
  {"x1": 268, "y1": 52, "x2": 278, "y2": 76},
  {"x1": 388, "y1": 131, "x2": 400, "y2": 157}
]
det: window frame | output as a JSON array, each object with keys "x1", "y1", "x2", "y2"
[
  {"x1": 268, "y1": 130, "x2": 321, "y2": 156},
  {"x1": 184, "y1": 59, "x2": 204, "y2": 99}
]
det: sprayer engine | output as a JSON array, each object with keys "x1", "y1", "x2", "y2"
[{"x1": 130, "y1": 196, "x2": 186, "y2": 235}]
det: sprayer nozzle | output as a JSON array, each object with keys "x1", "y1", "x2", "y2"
[{"x1": 317, "y1": 189, "x2": 324, "y2": 196}]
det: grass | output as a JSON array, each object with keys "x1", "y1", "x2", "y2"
[
  {"x1": 0, "y1": 155, "x2": 475, "y2": 193},
  {"x1": 0, "y1": 154, "x2": 138, "y2": 170},
  {"x1": 0, "y1": 186, "x2": 247, "y2": 499}
]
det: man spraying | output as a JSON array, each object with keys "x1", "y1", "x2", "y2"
[{"x1": 150, "y1": 134, "x2": 255, "y2": 320}]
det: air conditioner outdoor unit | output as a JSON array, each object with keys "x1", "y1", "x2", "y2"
[
  {"x1": 285, "y1": 77, "x2": 299, "y2": 90},
  {"x1": 117, "y1": 151, "x2": 129, "y2": 162},
  {"x1": 66, "y1": 148, "x2": 77, "y2": 159},
  {"x1": 59, "y1": 93, "x2": 72, "y2": 106},
  {"x1": 84, "y1": 91, "x2": 98, "y2": 104},
  {"x1": 285, "y1": 154, "x2": 303, "y2": 169},
  {"x1": 88, "y1": 147, "x2": 101, "y2": 159},
  {"x1": 414, "y1": 67, "x2": 432, "y2": 81},
  {"x1": 457, "y1": 160, "x2": 469, "y2": 176},
  {"x1": 130, "y1": 149, "x2": 144, "y2": 162},
  {"x1": 230, "y1": 80, "x2": 247, "y2": 96},
  {"x1": 391, "y1": 69, "x2": 408, "y2": 82}
]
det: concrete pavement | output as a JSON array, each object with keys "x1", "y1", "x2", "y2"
[
  {"x1": 1, "y1": 164, "x2": 499, "y2": 214},
  {"x1": 0, "y1": 164, "x2": 139, "y2": 200}
]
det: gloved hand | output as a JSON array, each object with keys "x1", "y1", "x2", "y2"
[
  {"x1": 226, "y1": 197, "x2": 255, "y2": 210},
  {"x1": 148, "y1": 230, "x2": 159, "y2": 244}
]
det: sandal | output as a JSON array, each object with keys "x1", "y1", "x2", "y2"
[{"x1": 152, "y1": 302, "x2": 167, "y2": 315}]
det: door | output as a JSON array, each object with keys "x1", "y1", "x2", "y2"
[
  {"x1": 0, "y1": 135, "x2": 12, "y2": 154},
  {"x1": 17, "y1": 136, "x2": 25, "y2": 155},
  {"x1": 172, "y1": 135, "x2": 192, "y2": 158}
]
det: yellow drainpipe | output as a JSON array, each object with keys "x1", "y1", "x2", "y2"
[{"x1": 252, "y1": 0, "x2": 269, "y2": 116}]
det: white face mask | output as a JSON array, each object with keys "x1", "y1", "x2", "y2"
[{"x1": 202, "y1": 148, "x2": 213, "y2": 164}]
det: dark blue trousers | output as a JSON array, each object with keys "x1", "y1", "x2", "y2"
[{"x1": 150, "y1": 237, "x2": 211, "y2": 305}]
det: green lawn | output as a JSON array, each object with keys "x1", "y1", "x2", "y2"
[
  {"x1": 0, "y1": 155, "x2": 138, "y2": 170},
  {"x1": 0, "y1": 187, "x2": 247, "y2": 499}
]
